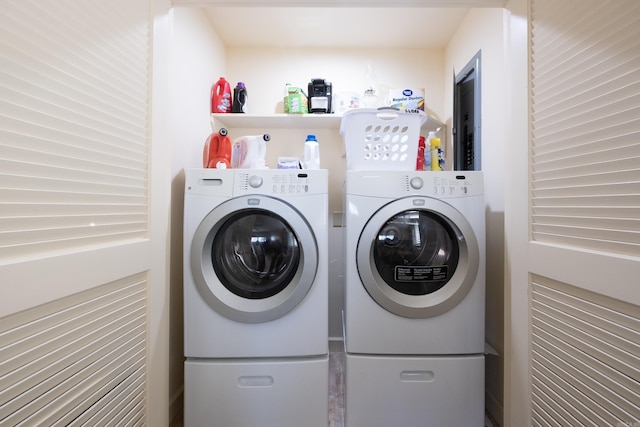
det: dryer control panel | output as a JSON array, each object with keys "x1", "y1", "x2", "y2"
[
  {"x1": 429, "y1": 174, "x2": 482, "y2": 197},
  {"x1": 345, "y1": 170, "x2": 483, "y2": 199},
  {"x1": 415, "y1": 173, "x2": 483, "y2": 198}
]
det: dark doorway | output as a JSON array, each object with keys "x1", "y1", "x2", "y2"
[{"x1": 453, "y1": 51, "x2": 481, "y2": 171}]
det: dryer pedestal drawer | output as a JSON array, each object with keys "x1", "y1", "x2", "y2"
[
  {"x1": 185, "y1": 356, "x2": 329, "y2": 427},
  {"x1": 345, "y1": 353, "x2": 484, "y2": 427}
]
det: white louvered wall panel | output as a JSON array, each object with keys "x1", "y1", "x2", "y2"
[
  {"x1": 530, "y1": 0, "x2": 640, "y2": 257},
  {"x1": 0, "y1": 0, "x2": 151, "y2": 262},
  {"x1": 0, "y1": 274, "x2": 147, "y2": 426},
  {"x1": 530, "y1": 0, "x2": 640, "y2": 425},
  {"x1": 531, "y1": 276, "x2": 640, "y2": 426}
]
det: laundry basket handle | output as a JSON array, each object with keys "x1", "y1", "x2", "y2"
[{"x1": 375, "y1": 107, "x2": 400, "y2": 120}]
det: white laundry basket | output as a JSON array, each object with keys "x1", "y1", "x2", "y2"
[{"x1": 340, "y1": 108, "x2": 426, "y2": 171}]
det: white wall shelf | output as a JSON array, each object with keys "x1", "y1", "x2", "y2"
[
  {"x1": 210, "y1": 113, "x2": 445, "y2": 133},
  {"x1": 211, "y1": 113, "x2": 342, "y2": 130}
]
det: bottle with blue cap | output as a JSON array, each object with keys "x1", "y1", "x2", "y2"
[{"x1": 304, "y1": 134, "x2": 320, "y2": 169}]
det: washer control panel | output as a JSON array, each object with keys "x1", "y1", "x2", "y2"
[
  {"x1": 248, "y1": 175, "x2": 263, "y2": 188},
  {"x1": 268, "y1": 173, "x2": 311, "y2": 194},
  {"x1": 185, "y1": 169, "x2": 327, "y2": 198},
  {"x1": 237, "y1": 171, "x2": 327, "y2": 196},
  {"x1": 409, "y1": 176, "x2": 424, "y2": 190}
]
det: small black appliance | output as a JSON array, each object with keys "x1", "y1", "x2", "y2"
[{"x1": 308, "y1": 78, "x2": 332, "y2": 114}]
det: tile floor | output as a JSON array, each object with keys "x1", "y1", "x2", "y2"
[{"x1": 328, "y1": 347, "x2": 345, "y2": 427}]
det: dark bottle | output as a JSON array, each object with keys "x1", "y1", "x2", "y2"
[{"x1": 232, "y1": 82, "x2": 247, "y2": 113}]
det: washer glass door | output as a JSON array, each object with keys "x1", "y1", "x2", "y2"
[
  {"x1": 213, "y1": 210, "x2": 299, "y2": 299},
  {"x1": 191, "y1": 196, "x2": 318, "y2": 323},
  {"x1": 357, "y1": 197, "x2": 479, "y2": 318}
]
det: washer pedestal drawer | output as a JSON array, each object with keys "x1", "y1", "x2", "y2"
[{"x1": 185, "y1": 356, "x2": 329, "y2": 427}]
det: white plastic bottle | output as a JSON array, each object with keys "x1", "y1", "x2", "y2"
[
  {"x1": 304, "y1": 134, "x2": 320, "y2": 169},
  {"x1": 424, "y1": 131, "x2": 435, "y2": 170}
]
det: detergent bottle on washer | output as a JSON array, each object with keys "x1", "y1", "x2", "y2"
[
  {"x1": 203, "y1": 128, "x2": 232, "y2": 169},
  {"x1": 303, "y1": 134, "x2": 320, "y2": 170},
  {"x1": 231, "y1": 134, "x2": 270, "y2": 169}
]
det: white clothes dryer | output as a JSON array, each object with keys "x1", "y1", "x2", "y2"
[
  {"x1": 343, "y1": 170, "x2": 485, "y2": 427},
  {"x1": 183, "y1": 168, "x2": 329, "y2": 427}
]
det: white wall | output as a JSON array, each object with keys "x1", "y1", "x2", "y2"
[
  {"x1": 168, "y1": 6, "x2": 227, "y2": 419},
  {"x1": 170, "y1": 7, "x2": 228, "y2": 169},
  {"x1": 225, "y1": 47, "x2": 445, "y2": 118},
  {"x1": 444, "y1": 8, "x2": 508, "y2": 425}
]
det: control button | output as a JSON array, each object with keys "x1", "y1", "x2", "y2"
[
  {"x1": 248, "y1": 175, "x2": 263, "y2": 188},
  {"x1": 433, "y1": 186, "x2": 438, "y2": 194},
  {"x1": 440, "y1": 186, "x2": 445, "y2": 194},
  {"x1": 462, "y1": 186, "x2": 468, "y2": 194},
  {"x1": 409, "y1": 177, "x2": 424, "y2": 190}
]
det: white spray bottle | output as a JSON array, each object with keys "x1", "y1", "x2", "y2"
[{"x1": 424, "y1": 131, "x2": 435, "y2": 170}]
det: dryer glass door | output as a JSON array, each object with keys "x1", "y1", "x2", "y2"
[
  {"x1": 212, "y1": 209, "x2": 300, "y2": 299},
  {"x1": 374, "y1": 210, "x2": 459, "y2": 296},
  {"x1": 357, "y1": 198, "x2": 479, "y2": 318}
]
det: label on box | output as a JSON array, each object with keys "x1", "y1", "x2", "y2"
[{"x1": 388, "y1": 88, "x2": 425, "y2": 112}]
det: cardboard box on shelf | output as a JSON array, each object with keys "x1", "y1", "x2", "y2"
[{"x1": 388, "y1": 88, "x2": 425, "y2": 113}]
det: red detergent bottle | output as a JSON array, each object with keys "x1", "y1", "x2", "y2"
[
  {"x1": 203, "y1": 128, "x2": 232, "y2": 168},
  {"x1": 211, "y1": 77, "x2": 232, "y2": 113},
  {"x1": 416, "y1": 136, "x2": 426, "y2": 170}
]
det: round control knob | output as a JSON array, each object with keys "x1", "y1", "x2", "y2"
[
  {"x1": 409, "y1": 176, "x2": 424, "y2": 189},
  {"x1": 248, "y1": 175, "x2": 263, "y2": 188}
]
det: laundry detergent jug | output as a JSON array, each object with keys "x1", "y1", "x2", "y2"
[
  {"x1": 231, "y1": 134, "x2": 270, "y2": 169},
  {"x1": 211, "y1": 77, "x2": 232, "y2": 113},
  {"x1": 203, "y1": 128, "x2": 232, "y2": 168},
  {"x1": 232, "y1": 82, "x2": 247, "y2": 113}
]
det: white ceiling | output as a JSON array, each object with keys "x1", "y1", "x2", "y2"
[
  {"x1": 175, "y1": 0, "x2": 505, "y2": 5},
  {"x1": 202, "y1": 7, "x2": 475, "y2": 49}
]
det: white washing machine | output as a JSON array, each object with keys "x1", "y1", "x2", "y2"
[
  {"x1": 343, "y1": 170, "x2": 485, "y2": 427},
  {"x1": 183, "y1": 168, "x2": 328, "y2": 427}
]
